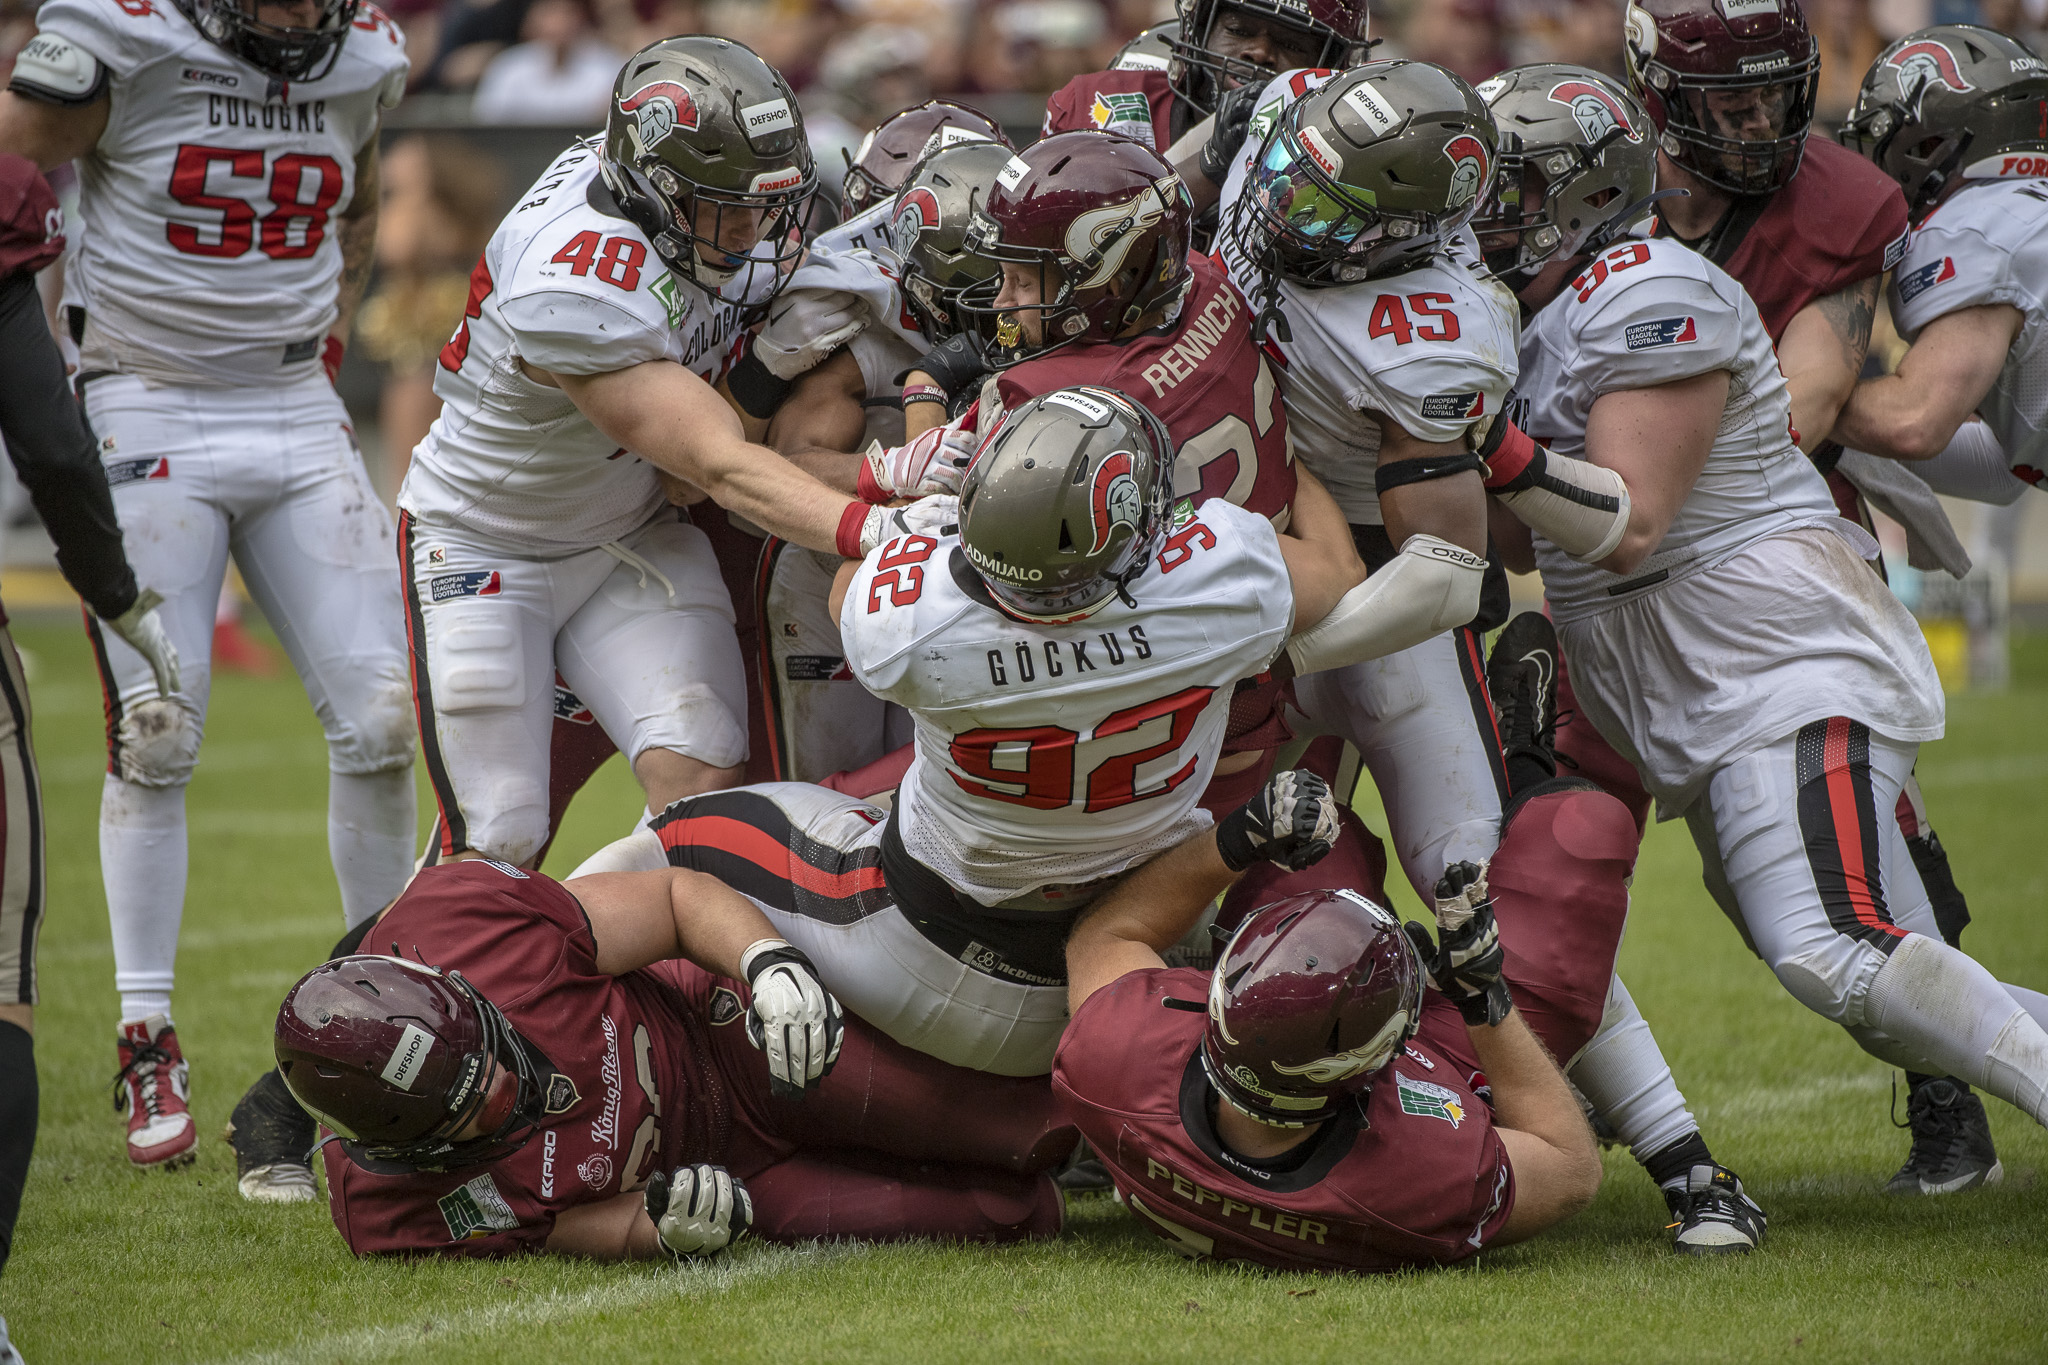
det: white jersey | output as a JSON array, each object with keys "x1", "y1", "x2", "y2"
[
  {"x1": 1889, "y1": 179, "x2": 2048, "y2": 486},
  {"x1": 770, "y1": 201, "x2": 924, "y2": 446},
  {"x1": 1213, "y1": 71, "x2": 1520, "y2": 527},
  {"x1": 399, "y1": 140, "x2": 750, "y2": 549},
  {"x1": 842, "y1": 499, "x2": 1294, "y2": 906},
  {"x1": 1516, "y1": 238, "x2": 1943, "y2": 814},
  {"x1": 22, "y1": 0, "x2": 407, "y2": 388},
  {"x1": 1513, "y1": 237, "x2": 1833, "y2": 621}
]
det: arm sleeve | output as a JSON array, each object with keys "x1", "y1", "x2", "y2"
[
  {"x1": 0, "y1": 273, "x2": 137, "y2": 619},
  {"x1": 1350, "y1": 352, "x2": 1515, "y2": 445}
]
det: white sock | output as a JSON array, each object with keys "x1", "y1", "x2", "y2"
[
  {"x1": 1864, "y1": 934, "x2": 2048, "y2": 1127},
  {"x1": 328, "y1": 769, "x2": 417, "y2": 928},
  {"x1": 102, "y1": 778, "x2": 187, "y2": 1023},
  {"x1": 569, "y1": 826, "x2": 666, "y2": 878},
  {"x1": 1567, "y1": 975, "x2": 1701, "y2": 1164}
]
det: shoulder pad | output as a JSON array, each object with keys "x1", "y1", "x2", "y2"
[{"x1": 8, "y1": 30, "x2": 108, "y2": 106}]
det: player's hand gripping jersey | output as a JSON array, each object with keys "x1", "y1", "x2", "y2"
[
  {"x1": 841, "y1": 501, "x2": 1293, "y2": 906},
  {"x1": 19, "y1": 0, "x2": 407, "y2": 386},
  {"x1": 1053, "y1": 970, "x2": 1513, "y2": 1272},
  {"x1": 1042, "y1": 68, "x2": 1177, "y2": 150},
  {"x1": 1889, "y1": 180, "x2": 2048, "y2": 486},
  {"x1": 1212, "y1": 71, "x2": 1520, "y2": 528},
  {"x1": 979, "y1": 254, "x2": 1296, "y2": 525},
  {"x1": 1512, "y1": 236, "x2": 1942, "y2": 815},
  {"x1": 400, "y1": 141, "x2": 754, "y2": 549}
]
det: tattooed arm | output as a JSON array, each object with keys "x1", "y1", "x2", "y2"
[
  {"x1": 1776, "y1": 274, "x2": 1877, "y2": 454},
  {"x1": 329, "y1": 130, "x2": 380, "y2": 350}
]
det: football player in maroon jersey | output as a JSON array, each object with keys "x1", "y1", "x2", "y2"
[
  {"x1": 1583, "y1": 0, "x2": 1998, "y2": 1193},
  {"x1": 275, "y1": 857, "x2": 1071, "y2": 1259}
]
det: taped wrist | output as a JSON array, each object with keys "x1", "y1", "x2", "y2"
[
  {"x1": 1284, "y1": 534, "x2": 1486, "y2": 675},
  {"x1": 856, "y1": 442, "x2": 892, "y2": 504},
  {"x1": 835, "y1": 501, "x2": 872, "y2": 559},
  {"x1": 727, "y1": 342, "x2": 794, "y2": 420},
  {"x1": 1492, "y1": 449, "x2": 1632, "y2": 563},
  {"x1": 1375, "y1": 452, "x2": 1484, "y2": 496},
  {"x1": 1476, "y1": 417, "x2": 1542, "y2": 490}
]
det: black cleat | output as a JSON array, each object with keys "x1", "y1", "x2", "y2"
[
  {"x1": 225, "y1": 1068, "x2": 319, "y2": 1204},
  {"x1": 1663, "y1": 1164, "x2": 1767, "y2": 1255},
  {"x1": 1055, "y1": 1140, "x2": 1116, "y2": 1195},
  {"x1": 1886, "y1": 1076, "x2": 2003, "y2": 1195},
  {"x1": 1486, "y1": 613, "x2": 1560, "y2": 767}
]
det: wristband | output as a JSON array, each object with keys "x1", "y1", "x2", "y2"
[
  {"x1": 727, "y1": 344, "x2": 795, "y2": 420},
  {"x1": 1374, "y1": 452, "x2": 1483, "y2": 495},
  {"x1": 902, "y1": 384, "x2": 948, "y2": 406},
  {"x1": 321, "y1": 336, "x2": 345, "y2": 385},
  {"x1": 1478, "y1": 419, "x2": 1540, "y2": 490},
  {"x1": 835, "y1": 501, "x2": 870, "y2": 559}
]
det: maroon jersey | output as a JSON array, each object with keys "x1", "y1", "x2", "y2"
[
  {"x1": 990, "y1": 253, "x2": 1296, "y2": 523},
  {"x1": 1052, "y1": 968, "x2": 1513, "y2": 1274},
  {"x1": 1662, "y1": 138, "x2": 1908, "y2": 344},
  {"x1": 1042, "y1": 69, "x2": 1178, "y2": 152},
  {"x1": 323, "y1": 861, "x2": 732, "y2": 1257}
]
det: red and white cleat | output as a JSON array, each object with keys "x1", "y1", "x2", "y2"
[{"x1": 114, "y1": 1015, "x2": 196, "y2": 1170}]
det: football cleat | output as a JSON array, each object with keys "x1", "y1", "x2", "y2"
[
  {"x1": 1663, "y1": 1163, "x2": 1766, "y2": 1256},
  {"x1": 0, "y1": 1311, "x2": 19, "y2": 1365},
  {"x1": 113, "y1": 1015, "x2": 196, "y2": 1170},
  {"x1": 226, "y1": 1068, "x2": 320, "y2": 1203},
  {"x1": 1055, "y1": 1140, "x2": 1116, "y2": 1195},
  {"x1": 1886, "y1": 1076, "x2": 2003, "y2": 1196},
  {"x1": 1487, "y1": 612, "x2": 1560, "y2": 763}
]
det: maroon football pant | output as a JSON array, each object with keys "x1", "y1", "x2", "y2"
[
  {"x1": 744, "y1": 1150, "x2": 1063, "y2": 1245},
  {"x1": 1550, "y1": 644, "x2": 1655, "y2": 837}
]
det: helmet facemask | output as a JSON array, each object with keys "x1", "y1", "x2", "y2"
[
  {"x1": 1475, "y1": 128, "x2": 1664, "y2": 281},
  {"x1": 608, "y1": 158, "x2": 812, "y2": 298},
  {"x1": 1652, "y1": 64, "x2": 1818, "y2": 196},
  {"x1": 1167, "y1": 0, "x2": 1370, "y2": 118},
  {"x1": 180, "y1": 0, "x2": 362, "y2": 82}
]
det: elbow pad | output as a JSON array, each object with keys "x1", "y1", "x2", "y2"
[
  {"x1": 1480, "y1": 417, "x2": 1630, "y2": 563},
  {"x1": 1284, "y1": 534, "x2": 1486, "y2": 676}
]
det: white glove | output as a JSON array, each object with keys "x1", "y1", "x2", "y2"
[
  {"x1": 857, "y1": 423, "x2": 975, "y2": 502},
  {"x1": 644, "y1": 1163, "x2": 753, "y2": 1258},
  {"x1": 755, "y1": 287, "x2": 868, "y2": 380},
  {"x1": 857, "y1": 494, "x2": 959, "y2": 556},
  {"x1": 740, "y1": 938, "x2": 845, "y2": 1099},
  {"x1": 103, "y1": 588, "x2": 179, "y2": 698}
]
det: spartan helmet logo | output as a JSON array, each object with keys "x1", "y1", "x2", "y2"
[
  {"x1": 1886, "y1": 40, "x2": 1974, "y2": 114},
  {"x1": 618, "y1": 80, "x2": 701, "y2": 151},
  {"x1": 1064, "y1": 187, "x2": 1168, "y2": 288},
  {"x1": 891, "y1": 186, "x2": 941, "y2": 256},
  {"x1": 1548, "y1": 80, "x2": 1642, "y2": 145},
  {"x1": 1442, "y1": 134, "x2": 1491, "y2": 207},
  {"x1": 1087, "y1": 448, "x2": 1144, "y2": 556}
]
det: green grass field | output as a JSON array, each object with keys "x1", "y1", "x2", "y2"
[{"x1": 3, "y1": 619, "x2": 2045, "y2": 1364}]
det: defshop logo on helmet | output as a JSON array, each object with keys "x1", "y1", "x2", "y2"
[
  {"x1": 741, "y1": 98, "x2": 795, "y2": 136},
  {"x1": 922, "y1": 124, "x2": 994, "y2": 157},
  {"x1": 1064, "y1": 187, "x2": 1170, "y2": 287},
  {"x1": 1088, "y1": 449, "x2": 1144, "y2": 556},
  {"x1": 1340, "y1": 80, "x2": 1400, "y2": 136},
  {"x1": 619, "y1": 80, "x2": 700, "y2": 148},
  {"x1": 1442, "y1": 135, "x2": 1491, "y2": 206},
  {"x1": 1548, "y1": 79, "x2": 1642, "y2": 143},
  {"x1": 379, "y1": 1022, "x2": 435, "y2": 1092},
  {"x1": 1718, "y1": 0, "x2": 1781, "y2": 19},
  {"x1": 1886, "y1": 39, "x2": 1974, "y2": 105}
]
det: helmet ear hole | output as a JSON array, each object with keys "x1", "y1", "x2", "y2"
[{"x1": 1058, "y1": 520, "x2": 1075, "y2": 552}]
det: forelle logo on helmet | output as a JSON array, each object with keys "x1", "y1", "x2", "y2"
[
  {"x1": 1442, "y1": 135, "x2": 1490, "y2": 207},
  {"x1": 618, "y1": 80, "x2": 700, "y2": 148},
  {"x1": 1088, "y1": 449, "x2": 1144, "y2": 555},
  {"x1": 1548, "y1": 79, "x2": 1641, "y2": 143},
  {"x1": 1065, "y1": 189, "x2": 1168, "y2": 288},
  {"x1": 379, "y1": 1022, "x2": 435, "y2": 1092}
]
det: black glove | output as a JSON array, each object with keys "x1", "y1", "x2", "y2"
[
  {"x1": 645, "y1": 1164, "x2": 753, "y2": 1258},
  {"x1": 1215, "y1": 769, "x2": 1340, "y2": 873},
  {"x1": 1403, "y1": 860, "x2": 1512, "y2": 1027},
  {"x1": 1198, "y1": 82, "x2": 1266, "y2": 188},
  {"x1": 905, "y1": 333, "x2": 988, "y2": 403}
]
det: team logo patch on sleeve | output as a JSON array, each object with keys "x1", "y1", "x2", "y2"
[
  {"x1": 105, "y1": 457, "x2": 170, "y2": 488},
  {"x1": 1883, "y1": 229, "x2": 1910, "y2": 271},
  {"x1": 1897, "y1": 256, "x2": 1957, "y2": 304},
  {"x1": 438, "y1": 1174, "x2": 520, "y2": 1241},
  {"x1": 429, "y1": 570, "x2": 502, "y2": 601},
  {"x1": 1624, "y1": 316, "x2": 1700, "y2": 349},
  {"x1": 1394, "y1": 1070, "x2": 1466, "y2": 1127},
  {"x1": 553, "y1": 684, "x2": 595, "y2": 724},
  {"x1": 1090, "y1": 90, "x2": 1155, "y2": 139},
  {"x1": 1420, "y1": 391, "x2": 1485, "y2": 420}
]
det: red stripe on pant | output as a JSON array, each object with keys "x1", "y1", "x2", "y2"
[
  {"x1": 396, "y1": 511, "x2": 465, "y2": 858},
  {"x1": 1820, "y1": 717, "x2": 1903, "y2": 944},
  {"x1": 656, "y1": 812, "x2": 888, "y2": 901}
]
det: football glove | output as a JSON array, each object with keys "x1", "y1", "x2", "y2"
[
  {"x1": 645, "y1": 1163, "x2": 753, "y2": 1259},
  {"x1": 104, "y1": 588, "x2": 179, "y2": 699},
  {"x1": 1215, "y1": 769, "x2": 1340, "y2": 873},
  {"x1": 1402, "y1": 860, "x2": 1512, "y2": 1027},
  {"x1": 741, "y1": 938, "x2": 845, "y2": 1099},
  {"x1": 1198, "y1": 82, "x2": 1265, "y2": 188},
  {"x1": 857, "y1": 422, "x2": 975, "y2": 503},
  {"x1": 856, "y1": 494, "x2": 959, "y2": 557}
]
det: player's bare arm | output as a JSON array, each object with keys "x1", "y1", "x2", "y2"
[
  {"x1": 1777, "y1": 275, "x2": 1878, "y2": 453},
  {"x1": 1833, "y1": 303, "x2": 2023, "y2": 461},
  {"x1": 765, "y1": 347, "x2": 868, "y2": 490},
  {"x1": 0, "y1": 88, "x2": 108, "y2": 171},
  {"x1": 1273, "y1": 463, "x2": 1366, "y2": 631},
  {"x1": 571, "y1": 868, "x2": 782, "y2": 979},
  {"x1": 328, "y1": 134, "x2": 380, "y2": 350},
  {"x1": 1374, "y1": 419, "x2": 1488, "y2": 556},
  {"x1": 1580, "y1": 369, "x2": 1730, "y2": 575},
  {"x1": 1065, "y1": 828, "x2": 1240, "y2": 1014},
  {"x1": 1469, "y1": 1007, "x2": 1602, "y2": 1244}
]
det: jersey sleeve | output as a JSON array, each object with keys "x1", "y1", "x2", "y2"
[
  {"x1": 838, "y1": 534, "x2": 958, "y2": 702},
  {"x1": 19, "y1": 0, "x2": 167, "y2": 83},
  {"x1": 1042, "y1": 76, "x2": 1086, "y2": 137},
  {"x1": 326, "y1": 1157, "x2": 555, "y2": 1258},
  {"x1": 380, "y1": 862, "x2": 599, "y2": 1008},
  {"x1": 1347, "y1": 348, "x2": 1515, "y2": 445},
  {"x1": 497, "y1": 241, "x2": 674, "y2": 377},
  {"x1": 1573, "y1": 262, "x2": 1745, "y2": 398},
  {"x1": 1052, "y1": 968, "x2": 1201, "y2": 1130},
  {"x1": 1890, "y1": 213, "x2": 2019, "y2": 337}
]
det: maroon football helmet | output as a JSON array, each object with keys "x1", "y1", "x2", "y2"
[
  {"x1": 840, "y1": 99, "x2": 1012, "y2": 219},
  {"x1": 1170, "y1": 0, "x2": 1374, "y2": 118},
  {"x1": 1623, "y1": 0, "x2": 1820, "y2": 196},
  {"x1": 960, "y1": 132, "x2": 1194, "y2": 367},
  {"x1": 1202, "y1": 888, "x2": 1425, "y2": 1128},
  {"x1": 275, "y1": 955, "x2": 551, "y2": 1173}
]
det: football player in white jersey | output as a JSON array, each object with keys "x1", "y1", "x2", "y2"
[
  {"x1": 1, "y1": 0, "x2": 413, "y2": 1169},
  {"x1": 572, "y1": 385, "x2": 1484, "y2": 1075},
  {"x1": 1478, "y1": 69, "x2": 2048, "y2": 1160},
  {"x1": 398, "y1": 36, "x2": 961, "y2": 874},
  {"x1": 1198, "y1": 61, "x2": 1509, "y2": 910},
  {"x1": 1832, "y1": 27, "x2": 2048, "y2": 504}
]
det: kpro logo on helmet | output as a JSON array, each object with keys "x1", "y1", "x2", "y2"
[{"x1": 618, "y1": 80, "x2": 699, "y2": 148}]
